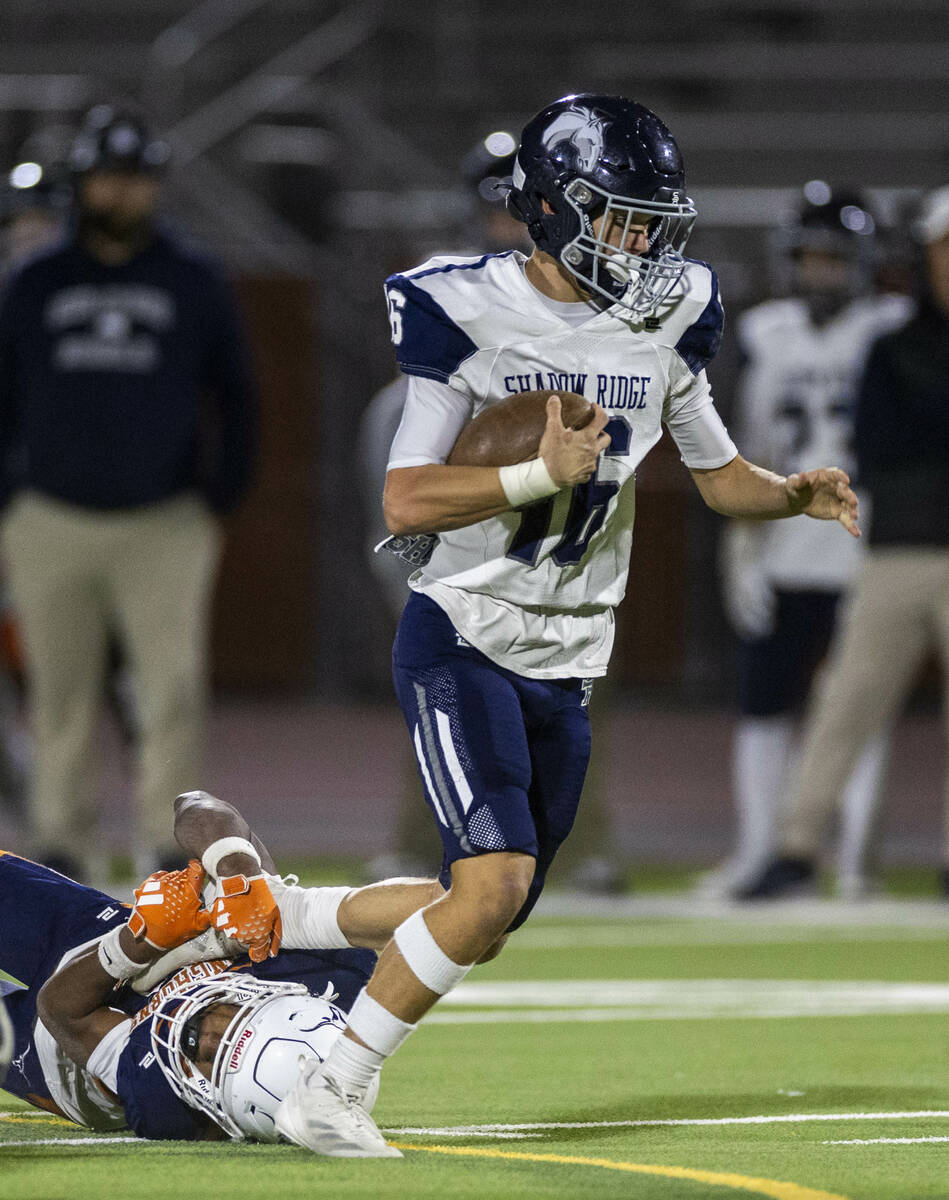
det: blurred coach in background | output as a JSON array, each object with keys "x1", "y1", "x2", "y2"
[
  {"x1": 0, "y1": 105, "x2": 257, "y2": 881},
  {"x1": 745, "y1": 184, "x2": 949, "y2": 897}
]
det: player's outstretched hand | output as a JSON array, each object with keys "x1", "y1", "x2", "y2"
[
  {"x1": 785, "y1": 467, "x2": 860, "y2": 538},
  {"x1": 209, "y1": 873, "x2": 282, "y2": 963},
  {"x1": 539, "y1": 395, "x2": 611, "y2": 487},
  {"x1": 128, "y1": 860, "x2": 212, "y2": 951}
]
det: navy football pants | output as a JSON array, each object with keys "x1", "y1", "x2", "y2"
[{"x1": 392, "y1": 592, "x2": 591, "y2": 931}]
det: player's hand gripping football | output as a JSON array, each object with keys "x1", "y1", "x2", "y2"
[
  {"x1": 127, "y1": 860, "x2": 212, "y2": 951},
  {"x1": 209, "y1": 873, "x2": 282, "y2": 963},
  {"x1": 785, "y1": 467, "x2": 860, "y2": 538},
  {"x1": 538, "y1": 395, "x2": 611, "y2": 487}
]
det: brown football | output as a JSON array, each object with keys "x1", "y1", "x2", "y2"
[{"x1": 447, "y1": 389, "x2": 594, "y2": 467}]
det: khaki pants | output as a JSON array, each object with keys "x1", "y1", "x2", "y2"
[
  {"x1": 1, "y1": 491, "x2": 221, "y2": 863},
  {"x1": 783, "y1": 548, "x2": 949, "y2": 859}
]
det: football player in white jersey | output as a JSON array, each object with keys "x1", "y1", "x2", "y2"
[
  {"x1": 360, "y1": 131, "x2": 624, "y2": 893},
  {"x1": 712, "y1": 187, "x2": 912, "y2": 900},
  {"x1": 278, "y1": 93, "x2": 861, "y2": 1156}
]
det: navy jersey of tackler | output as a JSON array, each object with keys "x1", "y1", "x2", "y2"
[{"x1": 0, "y1": 853, "x2": 375, "y2": 1140}]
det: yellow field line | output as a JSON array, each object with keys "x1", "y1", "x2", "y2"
[
  {"x1": 391, "y1": 1142, "x2": 849, "y2": 1200},
  {"x1": 0, "y1": 1114, "x2": 73, "y2": 1127}
]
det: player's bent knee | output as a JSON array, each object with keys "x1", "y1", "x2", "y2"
[{"x1": 448, "y1": 852, "x2": 534, "y2": 929}]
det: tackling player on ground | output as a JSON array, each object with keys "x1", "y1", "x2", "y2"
[
  {"x1": 1, "y1": 791, "x2": 439, "y2": 1149},
  {"x1": 275, "y1": 93, "x2": 862, "y2": 1156}
]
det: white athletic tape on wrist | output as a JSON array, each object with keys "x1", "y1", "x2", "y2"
[
  {"x1": 130, "y1": 927, "x2": 232, "y2": 994},
  {"x1": 393, "y1": 910, "x2": 472, "y2": 996},
  {"x1": 97, "y1": 925, "x2": 146, "y2": 981},
  {"x1": 269, "y1": 880, "x2": 352, "y2": 950},
  {"x1": 201, "y1": 837, "x2": 260, "y2": 880},
  {"x1": 346, "y1": 989, "x2": 417, "y2": 1057},
  {"x1": 498, "y1": 458, "x2": 558, "y2": 509}
]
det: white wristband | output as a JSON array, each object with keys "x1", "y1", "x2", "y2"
[
  {"x1": 97, "y1": 925, "x2": 146, "y2": 981},
  {"x1": 498, "y1": 458, "x2": 559, "y2": 508},
  {"x1": 201, "y1": 837, "x2": 260, "y2": 879}
]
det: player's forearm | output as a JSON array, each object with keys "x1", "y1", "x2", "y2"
[
  {"x1": 383, "y1": 464, "x2": 514, "y2": 534},
  {"x1": 173, "y1": 790, "x2": 276, "y2": 876},
  {"x1": 37, "y1": 932, "x2": 157, "y2": 1065},
  {"x1": 691, "y1": 454, "x2": 800, "y2": 520}
]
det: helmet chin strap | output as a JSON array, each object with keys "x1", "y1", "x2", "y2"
[{"x1": 181, "y1": 1010, "x2": 204, "y2": 1062}]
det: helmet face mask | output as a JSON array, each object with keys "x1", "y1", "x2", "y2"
[
  {"x1": 150, "y1": 975, "x2": 350, "y2": 1141},
  {"x1": 558, "y1": 177, "x2": 696, "y2": 314},
  {"x1": 508, "y1": 94, "x2": 697, "y2": 314}
]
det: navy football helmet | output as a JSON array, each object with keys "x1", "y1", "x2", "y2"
[
  {"x1": 507, "y1": 93, "x2": 696, "y2": 313},
  {"x1": 785, "y1": 182, "x2": 876, "y2": 255},
  {"x1": 774, "y1": 182, "x2": 877, "y2": 314}
]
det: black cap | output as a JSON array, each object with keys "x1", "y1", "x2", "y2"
[{"x1": 70, "y1": 105, "x2": 170, "y2": 176}]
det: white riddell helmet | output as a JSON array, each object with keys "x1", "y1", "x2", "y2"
[{"x1": 150, "y1": 974, "x2": 376, "y2": 1141}]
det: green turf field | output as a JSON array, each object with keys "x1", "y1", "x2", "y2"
[{"x1": 4, "y1": 903, "x2": 949, "y2": 1199}]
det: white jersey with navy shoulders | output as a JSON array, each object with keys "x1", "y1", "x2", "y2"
[
  {"x1": 735, "y1": 292, "x2": 912, "y2": 589},
  {"x1": 385, "y1": 250, "x2": 737, "y2": 678}
]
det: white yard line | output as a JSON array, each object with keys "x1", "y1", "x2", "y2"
[
  {"x1": 0, "y1": 1136, "x2": 137, "y2": 1148},
  {"x1": 4, "y1": 1115, "x2": 949, "y2": 1151},
  {"x1": 824, "y1": 1136, "x2": 949, "y2": 1146},
  {"x1": 429, "y1": 978, "x2": 949, "y2": 1021},
  {"x1": 534, "y1": 893, "x2": 949, "y2": 927},
  {"x1": 386, "y1": 1111, "x2": 949, "y2": 1137},
  {"x1": 510, "y1": 924, "x2": 949, "y2": 950}
]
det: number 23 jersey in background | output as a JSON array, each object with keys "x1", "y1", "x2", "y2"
[
  {"x1": 384, "y1": 250, "x2": 737, "y2": 678},
  {"x1": 734, "y1": 293, "x2": 911, "y2": 590}
]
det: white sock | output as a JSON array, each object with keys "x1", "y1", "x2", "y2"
[
  {"x1": 267, "y1": 878, "x2": 353, "y2": 949},
  {"x1": 322, "y1": 1035, "x2": 385, "y2": 1104},
  {"x1": 322, "y1": 988, "x2": 418, "y2": 1103},
  {"x1": 733, "y1": 716, "x2": 794, "y2": 874}
]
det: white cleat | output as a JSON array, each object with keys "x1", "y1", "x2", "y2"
[{"x1": 275, "y1": 1060, "x2": 402, "y2": 1158}]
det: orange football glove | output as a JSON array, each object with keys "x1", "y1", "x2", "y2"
[
  {"x1": 127, "y1": 860, "x2": 211, "y2": 951},
  {"x1": 209, "y1": 874, "x2": 281, "y2": 963}
]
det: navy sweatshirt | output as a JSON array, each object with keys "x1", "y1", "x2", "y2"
[{"x1": 0, "y1": 226, "x2": 256, "y2": 513}]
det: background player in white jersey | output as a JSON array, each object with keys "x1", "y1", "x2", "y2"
[
  {"x1": 277, "y1": 92, "x2": 861, "y2": 1157},
  {"x1": 710, "y1": 186, "x2": 912, "y2": 900}
]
